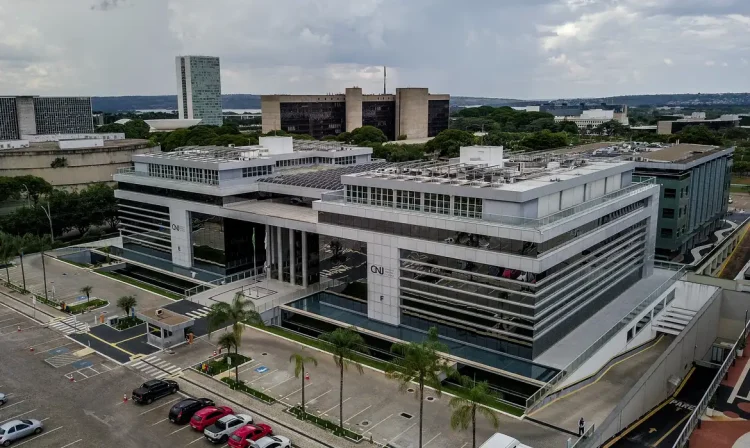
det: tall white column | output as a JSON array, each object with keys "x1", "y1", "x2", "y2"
[
  {"x1": 265, "y1": 224, "x2": 273, "y2": 280},
  {"x1": 301, "y1": 231, "x2": 308, "y2": 287},
  {"x1": 277, "y1": 226, "x2": 283, "y2": 282},
  {"x1": 289, "y1": 229, "x2": 296, "y2": 285}
]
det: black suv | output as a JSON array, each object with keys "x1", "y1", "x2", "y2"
[
  {"x1": 168, "y1": 398, "x2": 215, "y2": 424},
  {"x1": 132, "y1": 379, "x2": 179, "y2": 405}
]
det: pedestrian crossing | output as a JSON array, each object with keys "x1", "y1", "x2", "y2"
[
  {"x1": 129, "y1": 355, "x2": 182, "y2": 379},
  {"x1": 183, "y1": 306, "x2": 211, "y2": 320},
  {"x1": 47, "y1": 316, "x2": 90, "y2": 335}
]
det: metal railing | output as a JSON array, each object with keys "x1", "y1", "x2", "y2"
[
  {"x1": 254, "y1": 278, "x2": 346, "y2": 314},
  {"x1": 185, "y1": 268, "x2": 264, "y2": 298},
  {"x1": 321, "y1": 177, "x2": 656, "y2": 230},
  {"x1": 525, "y1": 261, "x2": 686, "y2": 413},
  {"x1": 671, "y1": 318, "x2": 750, "y2": 448},
  {"x1": 571, "y1": 424, "x2": 595, "y2": 448},
  {"x1": 115, "y1": 167, "x2": 219, "y2": 186}
]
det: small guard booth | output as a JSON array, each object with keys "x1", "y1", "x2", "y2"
[{"x1": 137, "y1": 307, "x2": 195, "y2": 350}]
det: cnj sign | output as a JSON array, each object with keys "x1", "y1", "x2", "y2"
[
  {"x1": 370, "y1": 264, "x2": 394, "y2": 278},
  {"x1": 171, "y1": 223, "x2": 185, "y2": 232}
]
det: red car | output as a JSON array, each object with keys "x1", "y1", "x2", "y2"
[
  {"x1": 190, "y1": 406, "x2": 233, "y2": 431},
  {"x1": 227, "y1": 424, "x2": 273, "y2": 448}
]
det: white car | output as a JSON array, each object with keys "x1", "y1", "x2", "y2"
[
  {"x1": 204, "y1": 414, "x2": 253, "y2": 444},
  {"x1": 0, "y1": 419, "x2": 43, "y2": 446},
  {"x1": 251, "y1": 435, "x2": 291, "y2": 448},
  {"x1": 0, "y1": 393, "x2": 6, "y2": 405}
]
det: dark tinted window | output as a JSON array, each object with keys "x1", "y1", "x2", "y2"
[{"x1": 230, "y1": 435, "x2": 242, "y2": 442}]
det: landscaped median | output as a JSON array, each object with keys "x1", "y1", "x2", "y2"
[
  {"x1": 64, "y1": 299, "x2": 108, "y2": 315},
  {"x1": 193, "y1": 353, "x2": 252, "y2": 378},
  {"x1": 286, "y1": 406, "x2": 363, "y2": 443}
]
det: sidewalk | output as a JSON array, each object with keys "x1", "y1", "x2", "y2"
[
  {"x1": 0, "y1": 284, "x2": 68, "y2": 323},
  {"x1": 182, "y1": 369, "x2": 361, "y2": 448}
]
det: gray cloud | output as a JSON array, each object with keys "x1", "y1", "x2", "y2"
[{"x1": 0, "y1": 0, "x2": 748, "y2": 99}]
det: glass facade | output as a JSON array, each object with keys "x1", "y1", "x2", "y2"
[
  {"x1": 362, "y1": 101, "x2": 396, "y2": 140},
  {"x1": 33, "y1": 97, "x2": 93, "y2": 134},
  {"x1": 118, "y1": 199, "x2": 172, "y2": 260},
  {"x1": 318, "y1": 235, "x2": 367, "y2": 285},
  {"x1": 427, "y1": 100, "x2": 450, "y2": 137},
  {"x1": 0, "y1": 97, "x2": 19, "y2": 140},
  {"x1": 318, "y1": 198, "x2": 648, "y2": 258},
  {"x1": 279, "y1": 102, "x2": 345, "y2": 139},
  {"x1": 118, "y1": 182, "x2": 223, "y2": 205},
  {"x1": 190, "y1": 212, "x2": 266, "y2": 275},
  {"x1": 179, "y1": 56, "x2": 222, "y2": 126}
]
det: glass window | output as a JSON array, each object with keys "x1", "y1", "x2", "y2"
[
  {"x1": 425, "y1": 193, "x2": 450, "y2": 215},
  {"x1": 660, "y1": 228, "x2": 673, "y2": 238},
  {"x1": 371, "y1": 188, "x2": 393, "y2": 207},
  {"x1": 664, "y1": 188, "x2": 676, "y2": 198},
  {"x1": 454, "y1": 196, "x2": 483, "y2": 219},
  {"x1": 396, "y1": 190, "x2": 421, "y2": 211},
  {"x1": 662, "y1": 208, "x2": 675, "y2": 219}
]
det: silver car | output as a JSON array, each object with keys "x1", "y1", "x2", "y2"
[
  {"x1": 251, "y1": 435, "x2": 291, "y2": 448},
  {"x1": 0, "y1": 394, "x2": 6, "y2": 405},
  {"x1": 0, "y1": 419, "x2": 43, "y2": 446}
]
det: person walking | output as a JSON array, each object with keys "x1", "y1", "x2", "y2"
[{"x1": 578, "y1": 417, "x2": 585, "y2": 437}]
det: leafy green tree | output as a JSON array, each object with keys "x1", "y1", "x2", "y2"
[
  {"x1": 350, "y1": 126, "x2": 388, "y2": 145},
  {"x1": 117, "y1": 295, "x2": 137, "y2": 316},
  {"x1": 291, "y1": 133, "x2": 316, "y2": 140},
  {"x1": 96, "y1": 123, "x2": 126, "y2": 134},
  {"x1": 207, "y1": 291, "x2": 263, "y2": 381},
  {"x1": 320, "y1": 327, "x2": 368, "y2": 429},
  {"x1": 211, "y1": 134, "x2": 250, "y2": 147},
  {"x1": 425, "y1": 129, "x2": 476, "y2": 157},
  {"x1": 217, "y1": 332, "x2": 239, "y2": 378},
  {"x1": 80, "y1": 285, "x2": 93, "y2": 304},
  {"x1": 520, "y1": 130, "x2": 569, "y2": 151},
  {"x1": 449, "y1": 378, "x2": 501, "y2": 448},
  {"x1": 0, "y1": 177, "x2": 21, "y2": 203},
  {"x1": 386, "y1": 327, "x2": 454, "y2": 448},
  {"x1": 0, "y1": 233, "x2": 16, "y2": 285},
  {"x1": 289, "y1": 353, "x2": 318, "y2": 415},
  {"x1": 162, "y1": 128, "x2": 191, "y2": 151},
  {"x1": 14, "y1": 175, "x2": 52, "y2": 206},
  {"x1": 594, "y1": 120, "x2": 628, "y2": 137},
  {"x1": 335, "y1": 131, "x2": 352, "y2": 143},
  {"x1": 123, "y1": 119, "x2": 151, "y2": 139},
  {"x1": 676, "y1": 125, "x2": 723, "y2": 146}
]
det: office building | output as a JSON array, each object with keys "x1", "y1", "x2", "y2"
[
  {"x1": 0, "y1": 96, "x2": 94, "y2": 140},
  {"x1": 175, "y1": 55, "x2": 223, "y2": 126},
  {"x1": 657, "y1": 115, "x2": 740, "y2": 134},
  {"x1": 552, "y1": 108, "x2": 629, "y2": 129},
  {"x1": 634, "y1": 144, "x2": 733, "y2": 259},
  {"x1": 261, "y1": 87, "x2": 450, "y2": 140}
]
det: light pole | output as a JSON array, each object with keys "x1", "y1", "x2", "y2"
[
  {"x1": 21, "y1": 184, "x2": 30, "y2": 207},
  {"x1": 41, "y1": 249, "x2": 49, "y2": 303},
  {"x1": 40, "y1": 201, "x2": 54, "y2": 243},
  {"x1": 19, "y1": 250, "x2": 26, "y2": 292}
]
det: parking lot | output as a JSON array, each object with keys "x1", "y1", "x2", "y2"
[
  {"x1": 229, "y1": 326, "x2": 568, "y2": 448},
  {"x1": 0, "y1": 303, "x2": 304, "y2": 448}
]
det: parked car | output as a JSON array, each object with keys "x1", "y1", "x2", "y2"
[
  {"x1": 168, "y1": 398, "x2": 215, "y2": 424},
  {"x1": 131, "y1": 379, "x2": 179, "y2": 405},
  {"x1": 204, "y1": 414, "x2": 253, "y2": 444},
  {"x1": 190, "y1": 406, "x2": 234, "y2": 432},
  {"x1": 0, "y1": 419, "x2": 43, "y2": 446},
  {"x1": 228, "y1": 424, "x2": 273, "y2": 448},
  {"x1": 250, "y1": 435, "x2": 291, "y2": 448},
  {"x1": 0, "y1": 393, "x2": 6, "y2": 405}
]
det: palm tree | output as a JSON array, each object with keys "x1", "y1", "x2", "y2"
[
  {"x1": 217, "y1": 332, "x2": 239, "y2": 379},
  {"x1": 0, "y1": 234, "x2": 15, "y2": 286},
  {"x1": 320, "y1": 326, "x2": 368, "y2": 429},
  {"x1": 116, "y1": 295, "x2": 137, "y2": 316},
  {"x1": 207, "y1": 292, "x2": 262, "y2": 382},
  {"x1": 449, "y1": 378, "x2": 500, "y2": 448},
  {"x1": 386, "y1": 327, "x2": 454, "y2": 448},
  {"x1": 80, "y1": 285, "x2": 93, "y2": 304},
  {"x1": 289, "y1": 353, "x2": 318, "y2": 415}
]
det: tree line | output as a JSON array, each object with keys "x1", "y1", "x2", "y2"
[{"x1": 0, "y1": 177, "x2": 118, "y2": 241}]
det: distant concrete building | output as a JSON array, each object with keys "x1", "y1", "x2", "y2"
[
  {"x1": 175, "y1": 55, "x2": 223, "y2": 126},
  {"x1": 634, "y1": 144, "x2": 733, "y2": 260},
  {"x1": 657, "y1": 115, "x2": 741, "y2": 135},
  {"x1": 553, "y1": 108, "x2": 630, "y2": 129},
  {"x1": 0, "y1": 139, "x2": 155, "y2": 190},
  {"x1": 261, "y1": 87, "x2": 450, "y2": 140},
  {"x1": 0, "y1": 96, "x2": 94, "y2": 140}
]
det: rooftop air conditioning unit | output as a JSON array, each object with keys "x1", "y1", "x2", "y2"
[{"x1": 155, "y1": 309, "x2": 164, "y2": 317}]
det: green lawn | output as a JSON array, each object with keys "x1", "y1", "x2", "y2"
[
  {"x1": 731, "y1": 185, "x2": 748, "y2": 194},
  {"x1": 732, "y1": 175, "x2": 750, "y2": 185},
  {"x1": 96, "y1": 271, "x2": 183, "y2": 300},
  {"x1": 66, "y1": 299, "x2": 108, "y2": 315},
  {"x1": 195, "y1": 353, "x2": 251, "y2": 375},
  {"x1": 248, "y1": 323, "x2": 525, "y2": 416}
]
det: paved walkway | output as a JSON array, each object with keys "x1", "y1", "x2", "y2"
[{"x1": 531, "y1": 335, "x2": 673, "y2": 434}]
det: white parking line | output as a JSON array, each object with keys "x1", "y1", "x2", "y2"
[
  {"x1": 59, "y1": 439, "x2": 83, "y2": 448},
  {"x1": 306, "y1": 389, "x2": 331, "y2": 404},
  {"x1": 0, "y1": 400, "x2": 26, "y2": 411},
  {"x1": 423, "y1": 432, "x2": 442, "y2": 447},
  {"x1": 186, "y1": 435, "x2": 205, "y2": 445},
  {"x1": 0, "y1": 321, "x2": 24, "y2": 330},
  {"x1": 151, "y1": 418, "x2": 168, "y2": 426},
  {"x1": 13, "y1": 426, "x2": 63, "y2": 447},
  {"x1": 34, "y1": 342, "x2": 76, "y2": 355},
  {"x1": 247, "y1": 369, "x2": 278, "y2": 384},
  {"x1": 139, "y1": 398, "x2": 179, "y2": 415},
  {"x1": 5, "y1": 409, "x2": 37, "y2": 421},
  {"x1": 344, "y1": 405, "x2": 372, "y2": 423},
  {"x1": 238, "y1": 361, "x2": 261, "y2": 374},
  {"x1": 265, "y1": 376, "x2": 295, "y2": 391},
  {"x1": 0, "y1": 317, "x2": 20, "y2": 324},
  {"x1": 365, "y1": 413, "x2": 393, "y2": 434},
  {"x1": 388, "y1": 423, "x2": 416, "y2": 444},
  {"x1": 321, "y1": 397, "x2": 351, "y2": 416},
  {"x1": 459, "y1": 443, "x2": 468, "y2": 448},
  {"x1": 281, "y1": 384, "x2": 308, "y2": 400},
  {"x1": 168, "y1": 425, "x2": 192, "y2": 436},
  {"x1": 28, "y1": 336, "x2": 67, "y2": 348}
]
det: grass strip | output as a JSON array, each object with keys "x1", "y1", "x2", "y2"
[
  {"x1": 96, "y1": 271, "x2": 183, "y2": 300},
  {"x1": 287, "y1": 405, "x2": 363, "y2": 442},
  {"x1": 66, "y1": 299, "x2": 108, "y2": 315}
]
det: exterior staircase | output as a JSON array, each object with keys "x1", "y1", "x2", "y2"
[{"x1": 653, "y1": 306, "x2": 695, "y2": 336}]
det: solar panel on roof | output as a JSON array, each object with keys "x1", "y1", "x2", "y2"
[{"x1": 258, "y1": 161, "x2": 393, "y2": 190}]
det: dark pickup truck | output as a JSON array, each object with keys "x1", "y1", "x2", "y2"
[{"x1": 132, "y1": 379, "x2": 179, "y2": 405}]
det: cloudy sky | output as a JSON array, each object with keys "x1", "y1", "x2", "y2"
[{"x1": 1, "y1": 0, "x2": 748, "y2": 99}]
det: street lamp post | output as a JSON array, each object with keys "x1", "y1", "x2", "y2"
[
  {"x1": 40, "y1": 201, "x2": 53, "y2": 243},
  {"x1": 21, "y1": 184, "x2": 30, "y2": 208},
  {"x1": 41, "y1": 250, "x2": 49, "y2": 303}
]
